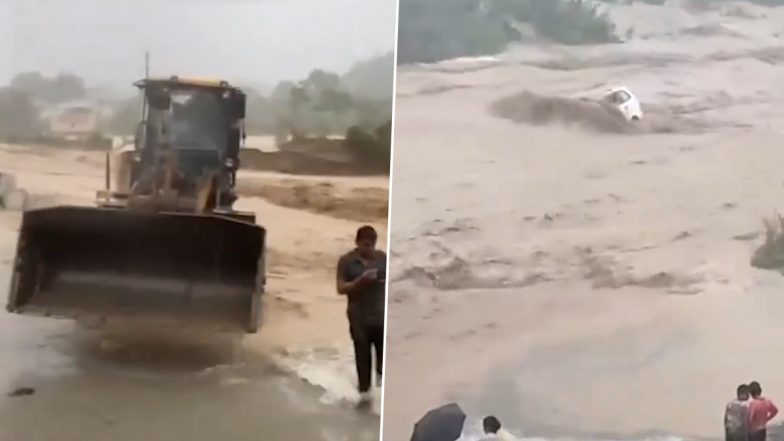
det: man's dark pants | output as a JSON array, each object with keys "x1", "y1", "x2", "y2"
[
  {"x1": 748, "y1": 429, "x2": 766, "y2": 441},
  {"x1": 726, "y1": 431, "x2": 749, "y2": 441},
  {"x1": 350, "y1": 321, "x2": 384, "y2": 393}
]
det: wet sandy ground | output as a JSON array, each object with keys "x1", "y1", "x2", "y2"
[
  {"x1": 0, "y1": 144, "x2": 388, "y2": 441},
  {"x1": 385, "y1": 2, "x2": 784, "y2": 440}
]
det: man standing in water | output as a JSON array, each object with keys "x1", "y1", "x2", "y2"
[
  {"x1": 336, "y1": 225, "x2": 386, "y2": 405},
  {"x1": 724, "y1": 384, "x2": 750, "y2": 441},
  {"x1": 748, "y1": 381, "x2": 778, "y2": 441}
]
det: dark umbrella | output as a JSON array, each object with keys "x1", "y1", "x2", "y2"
[{"x1": 410, "y1": 402, "x2": 467, "y2": 441}]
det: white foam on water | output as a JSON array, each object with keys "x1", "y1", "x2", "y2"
[
  {"x1": 457, "y1": 434, "x2": 687, "y2": 441},
  {"x1": 274, "y1": 343, "x2": 382, "y2": 414},
  {"x1": 456, "y1": 418, "x2": 687, "y2": 441},
  {"x1": 450, "y1": 56, "x2": 501, "y2": 64}
]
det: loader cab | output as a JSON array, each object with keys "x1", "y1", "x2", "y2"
[
  {"x1": 132, "y1": 77, "x2": 246, "y2": 207},
  {"x1": 136, "y1": 78, "x2": 244, "y2": 156}
]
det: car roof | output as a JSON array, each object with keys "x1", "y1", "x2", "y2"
[{"x1": 607, "y1": 86, "x2": 633, "y2": 94}]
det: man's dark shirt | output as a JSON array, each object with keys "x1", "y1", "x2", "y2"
[{"x1": 337, "y1": 249, "x2": 386, "y2": 327}]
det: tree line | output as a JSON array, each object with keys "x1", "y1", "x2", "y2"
[
  {"x1": 107, "y1": 53, "x2": 394, "y2": 142},
  {"x1": 0, "y1": 53, "x2": 393, "y2": 168},
  {"x1": 0, "y1": 72, "x2": 87, "y2": 138},
  {"x1": 397, "y1": 0, "x2": 784, "y2": 65},
  {"x1": 0, "y1": 54, "x2": 393, "y2": 140}
]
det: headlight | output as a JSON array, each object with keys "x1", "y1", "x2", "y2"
[{"x1": 224, "y1": 158, "x2": 236, "y2": 169}]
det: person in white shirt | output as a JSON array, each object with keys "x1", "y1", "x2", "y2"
[{"x1": 478, "y1": 416, "x2": 516, "y2": 441}]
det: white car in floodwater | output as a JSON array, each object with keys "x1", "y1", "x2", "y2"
[{"x1": 602, "y1": 86, "x2": 643, "y2": 122}]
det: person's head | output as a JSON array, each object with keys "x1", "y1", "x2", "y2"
[
  {"x1": 482, "y1": 416, "x2": 501, "y2": 434},
  {"x1": 355, "y1": 225, "x2": 377, "y2": 258},
  {"x1": 737, "y1": 384, "x2": 750, "y2": 401},
  {"x1": 749, "y1": 381, "x2": 762, "y2": 398}
]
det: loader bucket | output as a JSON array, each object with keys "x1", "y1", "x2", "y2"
[{"x1": 7, "y1": 206, "x2": 266, "y2": 333}]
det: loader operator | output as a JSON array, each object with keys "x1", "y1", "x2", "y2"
[
  {"x1": 336, "y1": 225, "x2": 386, "y2": 406},
  {"x1": 170, "y1": 92, "x2": 224, "y2": 152}
]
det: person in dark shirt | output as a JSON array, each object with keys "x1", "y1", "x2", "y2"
[
  {"x1": 725, "y1": 384, "x2": 750, "y2": 441},
  {"x1": 336, "y1": 225, "x2": 386, "y2": 405}
]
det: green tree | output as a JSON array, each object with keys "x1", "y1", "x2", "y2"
[
  {"x1": 48, "y1": 73, "x2": 87, "y2": 103},
  {"x1": 10, "y1": 72, "x2": 47, "y2": 94},
  {"x1": 317, "y1": 89, "x2": 354, "y2": 114},
  {"x1": 270, "y1": 80, "x2": 296, "y2": 103},
  {"x1": 10, "y1": 71, "x2": 86, "y2": 104},
  {"x1": 289, "y1": 85, "x2": 310, "y2": 108},
  {"x1": 240, "y1": 58, "x2": 392, "y2": 139},
  {"x1": 345, "y1": 120, "x2": 392, "y2": 170},
  {"x1": 305, "y1": 69, "x2": 341, "y2": 93},
  {"x1": 398, "y1": 0, "x2": 619, "y2": 64},
  {"x1": 0, "y1": 87, "x2": 40, "y2": 138}
]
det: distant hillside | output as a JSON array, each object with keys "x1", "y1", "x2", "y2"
[{"x1": 397, "y1": 0, "x2": 621, "y2": 64}]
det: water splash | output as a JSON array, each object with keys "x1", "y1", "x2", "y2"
[{"x1": 274, "y1": 344, "x2": 382, "y2": 414}]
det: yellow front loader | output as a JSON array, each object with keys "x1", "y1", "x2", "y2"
[{"x1": 7, "y1": 77, "x2": 266, "y2": 333}]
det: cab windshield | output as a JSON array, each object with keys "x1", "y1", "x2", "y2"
[{"x1": 168, "y1": 89, "x2": 228, "y2": 152}]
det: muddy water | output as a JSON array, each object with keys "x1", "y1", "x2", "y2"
[
  {"x1": 385, "y1": 2, "x2": 784, "y2": 440},
  {"x1": 0, "y1": 214, "x2": 379, "y2": 441},
  {"x1": 0, "y1": 144, "x2": 387, "y2": 440},
  {"x1": 0, "y1": 322, "x2": 379, "y2": 441}
]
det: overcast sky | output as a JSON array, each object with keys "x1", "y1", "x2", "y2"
[{"x1": 0, "y1": 0, "x2": 396, "y2": 89}]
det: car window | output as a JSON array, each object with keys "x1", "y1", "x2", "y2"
[{"x1": 615, "y1": 91, "x2": 631, "y2": 103}]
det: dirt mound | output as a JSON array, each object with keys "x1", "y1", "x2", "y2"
[
  {"x1": 4, "y1": 134, "x2": 113, "y2": 151},
  {"x1": 240, "y1": 149, "x2": 388, "y2": 177},
  {"x1": 489, "y1": 91, "x2": 636, "y2": 134},
  {"x1": 239, "y1": 136, "x2": 389, "y2": 176},
  {"x1": 237, "y1": 179, "x2": 388, "y2": 222}
]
